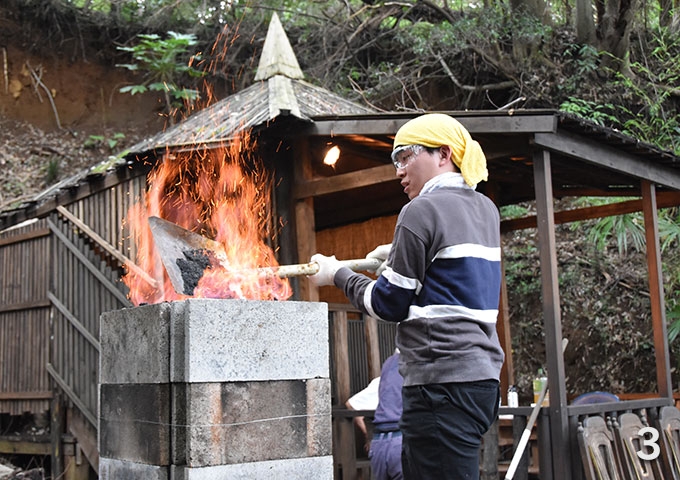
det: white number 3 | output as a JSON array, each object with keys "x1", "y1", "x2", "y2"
[{"x1": 637, "y1": 426, "x2": 660, "y2": 460}]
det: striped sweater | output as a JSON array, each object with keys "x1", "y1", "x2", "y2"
[{"x1": 334, "y1": 173, "x2": 505, "y2": 387}]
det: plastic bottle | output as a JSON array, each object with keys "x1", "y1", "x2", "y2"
[
  {"x1": 532, "y1": 368, "x2": 549, "y2": 406},
  {"x1": 508, "y1": 385, "x2": 519, "y2": 407}
]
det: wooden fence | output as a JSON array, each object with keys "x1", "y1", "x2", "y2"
[{"x1": 0, "y1": 220, "x2": 52, "y2": 415}]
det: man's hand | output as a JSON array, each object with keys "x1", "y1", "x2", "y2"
[
  {"x1": 309, "y1": 253, "x2": 343, "y2": 287},
  {"x1": 366, "y1": 243, "x2": 391, "y2": 276}
]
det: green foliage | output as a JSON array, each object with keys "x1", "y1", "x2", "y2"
[
  {"x1": 504, "y1": 240, "x2": 540, "y2": 297},
  {"x1": 44, "y1": 158, "x2": 60, "y2": 184},
  {"x1": 586, "y1": 213, "x2": 646, "y2": 254},
  {"x1": 559, "y1": 44, "x2": 600, "y2": 95},
  {"x1": 500, "y1": 204, "x2": 529, "y2": 219},
  {"x1": 560, "y1": 28, "x2": 680, "y2": 155},
  {"x1": 84, "y1": 132, "x2": 125, "y2": 151},
  {"x1": 659, "y1": 208, "x2": 680, "y2": 252},
  {"x1": 116, "y1": 32, "x2": 205, "y2": 114},
  {"x1": 573, "y1": 199, "x2": 680, "y2": 348},
  {"x1": 559, "y1": 97, "x2": 619, "y2": 126},
  {"x1": 668, "y1": 303, "x2": 680, "y2": 343}
]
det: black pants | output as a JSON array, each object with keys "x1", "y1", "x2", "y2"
[{"x1": 400, "y1": 380, "x2": 500, "y2": 480}]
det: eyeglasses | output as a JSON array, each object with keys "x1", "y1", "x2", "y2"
[{"x1": 391, "y1": 145, "x2": 425, "y2": 170}]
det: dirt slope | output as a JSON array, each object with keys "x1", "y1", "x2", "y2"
[{"x1": 0, "y1": 37, "x2": 166, "y2": 209}]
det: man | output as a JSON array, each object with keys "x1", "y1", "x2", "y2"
[
  {"x1": 346, "y1": 351, "x2": 403, "y2": 480},
  {"x1": 310, "y1": 113, "x2": 504, "y2": 479}
]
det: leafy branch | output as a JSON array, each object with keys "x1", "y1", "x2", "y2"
[{"x1": 116, "y1": 31, "x2": 205, "y2": 120}]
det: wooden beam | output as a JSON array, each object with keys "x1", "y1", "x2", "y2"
[
  {"x1": 0, "y1": 162, "x2": 151, "y2": 231},
  {"x1": 0, "y1": 227, "x2": 50, "y2": 246},
  {"x1": 501, "y1": 191, "x2": 680, "y2": 232},
  {"x1": 533, "y1": 149, "x2": 571, "y2": 480},
  {"x1": 0, "y1": 437, "x2": 51, "y2": 456},
  {"x1": 0, "y1": 391, "x2": 52, "y2": 400},
  {"x1": 46, "y1": 364, "x2": 97, "y2": 428},
  {"x1": 293, "y1": 164, "x2": 397, "y2": 199},
  {"x1": 533, "y1": 131, "x2": 680, "y2": 190},
  {"x1": 47, "y1": 218, "x2": 131, "y2": 306},
  {"x1": 0, "y1": 299, "x2": 50, "y2": 314},
  {"x1": 333, "y1": 310, "x2": 351, "y2": 404},
  {"x1": 641, "y1": 180, "x2": 672, "y2": 398},
  {"x1": 48, "y1": 292, "x2": 100, "y2": 352},
  {"x1": 67, "y1": 407, "x2": 99, "y2": 475},
  {"x1": 56, "y1": 206, "x2": 157, "y2": 289},
  {"x1": 308, "y1": 114, "x2": 557, "y2": 136}
]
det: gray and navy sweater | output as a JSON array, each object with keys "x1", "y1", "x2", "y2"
[{"x1": 334, "y1": 173, "x2": 505, "y2": 387}]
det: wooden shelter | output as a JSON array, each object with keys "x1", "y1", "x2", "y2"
[{"x1": 1, "y1": 12, "x2": 680, "y2": 480}]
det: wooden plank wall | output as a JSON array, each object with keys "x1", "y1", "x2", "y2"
[
  {"x1": 329, "y1": 307, "x2": 397, "y2": 480},
  {"x1": 316, "y1": 214, "x2": 397, "y2": 305},
  {"x1": 48, "y1": 175, "x2": 144, "y2": 429},
  {"x1": 328, "y1": 307, "x2": 398, "y2": 404},
  {"x1": 0, "y1": 220, "x2": 52, "y2": 415}
]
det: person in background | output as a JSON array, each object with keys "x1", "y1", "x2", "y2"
[
  {"x1": 346, "y1": 350, "x2": 403, "y2": 480},
  {"x1": 310, "y1": 113, "x2": 504, "y2": 480}
]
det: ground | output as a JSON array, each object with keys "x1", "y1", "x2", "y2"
[{"x1": 0, "y1": 42, "x2": 167, "y2": 210}]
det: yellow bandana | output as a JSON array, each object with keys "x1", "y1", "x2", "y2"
[{"x1": 393, "y1": 113, "x2": 488, "y2": 187}]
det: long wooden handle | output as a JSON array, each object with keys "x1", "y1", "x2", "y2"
[{"x1": 267, "y1": 258, "x2": 382, "y2": 278}]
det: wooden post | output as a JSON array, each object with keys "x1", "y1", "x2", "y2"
[
  {"x1": 50, "y1": 393, "x2": 64, "y2": 478},
  {"x1": 533, "y1": 149, "x2": 569, "y2": 480},
  {"x1": 486, "y1": 184, "x2": 514, "y2": 403},
  {"x1": 293, "y1": 138, "x2": 318, "y2": 302},
  {"x1": 511, "y1": 415, "x2": 529, "y2": 480},
  {"x1": 641, "y1": 180, "x2": 672, "y2": 398},
  {"x1": 63, "y1": 441, "x2": 90, "y2": 480},
  {"x1": 481, "y1": 419, "x2": 500, "y2": 480},
  {"x1": 364, "y1": 315, "x2": 382, "y2": 379},
  {"x1": 332, "y1": 311, "x2": 357, "y2": 479},
  {"x1": 498, "y1": 255, "x2": 514, "y2": 404}
]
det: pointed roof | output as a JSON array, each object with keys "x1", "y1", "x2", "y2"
[
  {"x1": 254, "y1": 12, "x2": 303, "y2": 81},
  {"x1": 126, "y1": 13, "x2": 375, "y2": 153}
]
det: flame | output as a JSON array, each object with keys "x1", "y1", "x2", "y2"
[{"x1": 122, "y1": 129, "x2": 292, "y2": 305}]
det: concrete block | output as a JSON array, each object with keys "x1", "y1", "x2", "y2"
[
  {"x1": 99, "y1": 299, "x2": 332, "y2": 477},
  {"x1": 171, "y1": 299, "x2": 329, "y2": 383},
  {"x1": 170, "y1": 456, "x2": 334, "y2": 480},
  {"x1": 100, "y1": 303, "x2": 171, "y2": 384},
  {"x1": 173, "y1": 379, "x2": 331, "y2": 466},
  {"x1": 99, "y1": 457, "x2": 168, "y2": 480},
  {"x1": 305, "y1": 378, "x2": 333, "y2": 457},
  {"x1": 99, "y1": 384, "x2": 171, "y2": 465}
]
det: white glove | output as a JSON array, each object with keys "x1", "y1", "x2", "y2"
[
  {"x1": 366, "y1": 243, "x2": 391, "y2": 276},
  {"x1": 309, "y1": 253, "x2": 343, "y2": 287}
]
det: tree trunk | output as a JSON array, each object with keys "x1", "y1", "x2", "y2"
[
  {"x1": 510, "y1": 0, "x2": 551, "y2": 22},
  {"x1": 596, "y1": 0, "x2": 637, "y2": 75},
  {"x1": 575, "y1": 0, "x2": 597, "y2": 44},
  {"x1": 659, "y1": 0, "x2": 680, "y2": 32},
  {"x1": 509, "y1": 0, "x2": 552, "y2": 62}
]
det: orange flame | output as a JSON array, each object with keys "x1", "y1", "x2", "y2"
[{"x1": 122, "y1": 129, "x2": 292, "y2": 305}]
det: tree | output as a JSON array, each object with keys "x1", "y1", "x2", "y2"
[
  {"x1": 575, "y1": 0, "x2": 597, "y2": 43},
  {"x1": 116, "y1": 31, "x2": 206, "y2": 121},
  {"x1": 595, "y1": 0, "x2": 637, "y2": 74}
]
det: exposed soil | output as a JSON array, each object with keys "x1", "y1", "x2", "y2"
[{"x1": 0, "y1": 40, "x2": 167, "y2": 209}]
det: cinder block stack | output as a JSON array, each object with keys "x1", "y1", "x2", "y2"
[{"x1": 99, "y1": 299, "x2": 332, "y2": 479}]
